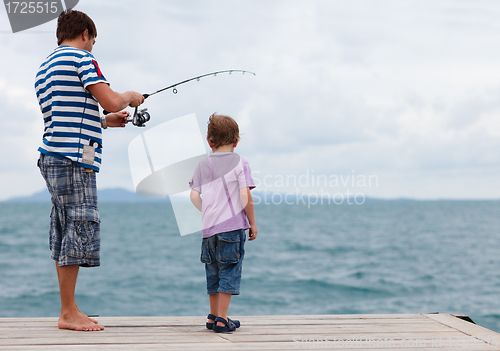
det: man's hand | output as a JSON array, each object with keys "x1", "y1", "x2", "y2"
[
  {"x1": 126, "y1": 91, "x2": 145, "y2": 107},
  {"x1": 103, "y1": 111, "x2": 129, "y2": 128}
]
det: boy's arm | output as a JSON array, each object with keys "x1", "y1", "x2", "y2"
[
  {"x1": 244, "y1": 187, "x2": 257, "y2": 241},
  {"x1": 190, "y1": 189, "x2": 202, "y2": 212},
  {"x1": 239, "y1": 187, "x2": 249, "y2": 209}
]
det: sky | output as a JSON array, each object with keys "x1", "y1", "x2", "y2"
[{"x1": 1, "y1": 0, "x2": 500, "y2": 201}]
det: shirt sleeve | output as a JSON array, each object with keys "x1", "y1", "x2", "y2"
[
  {"x1": 241, "y1": 158, "x2": 256, "y2": 190},
  {"x1": 189, "y1": 162, "x2": 202, "y2": 193},
  {"x1": 237, "y1": 162, "x2": 248, "y2": 189},
  {"x1": 76, "y1": 54, "x2": 109, "y2": 89}
]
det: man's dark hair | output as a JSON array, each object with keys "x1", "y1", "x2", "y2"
[
  {"x1": 56, "y1": 10, "x2": 97, "y2": 46},
  {"x1": 207, "y1": 113, "x2": 240, "y2": 148}
]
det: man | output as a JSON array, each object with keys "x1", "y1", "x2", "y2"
[{"x1": 35, "y1": 10, "x2": 144, "y2": 331}]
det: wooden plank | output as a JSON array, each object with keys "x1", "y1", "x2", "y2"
[
  {"x1": 423, "y1": 313, "x2": 500, "y2": 348},
  {"x1": 0, "y1": 313, "x2": 428, "y2": 324},
  {"x1": 0, "y1": 317, "x2": 437, "y2": 330},
  {"x1": 2, "y1": 325, "x2": 440, "y2": 336},
  {"x1": 0, "y1": 343, "x2": 499, "y2": 351},
  {"x1": 0, "y1": 314, "x2": 498, "y2": 351},
  {"x1": 2, "y1": 329, "x2": 467, "y2": 340}
]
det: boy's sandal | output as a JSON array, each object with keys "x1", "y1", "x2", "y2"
[
  {"x1": 206, "y1": 314, "x2": 217, "y2": 330},
  {"x1": 213, "y1": 317, "x2": 237, "y2": 333},
  {"x1": 206, "y1": 314, "x2": 240, "y2": 330},
  {"x1": 228, "y1": 318, "x2": 240, "y2": 328}
]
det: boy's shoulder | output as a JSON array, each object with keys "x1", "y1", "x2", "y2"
[
  {"x1": 208, "y1": 153, "x2": 251, "y2": 168},
  {"x1": 237, "y1": 155, "x2": 251, "y2": 170},
  {"x1": 196, "y1": 156, "x2": 210, "y2": 166}
]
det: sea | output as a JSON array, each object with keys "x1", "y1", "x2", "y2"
[{"x1": 1, "y1": 200, "x2": 499, "y2": 333}]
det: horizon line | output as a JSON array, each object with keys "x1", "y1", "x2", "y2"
[{"x1": 1, "y1": 187, "x2": 499, "y2": 203}]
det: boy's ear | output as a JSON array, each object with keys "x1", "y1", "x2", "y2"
[
  {"x1": 206, "y1": 138, "x2": 213, "y2": 148},
  {"x1": 233, "y1": 137, "x2": 240, "y2": 147}
]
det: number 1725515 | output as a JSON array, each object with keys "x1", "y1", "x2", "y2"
[{"x1": 5, "y1": 2, "x2": 58, "y2": 14}]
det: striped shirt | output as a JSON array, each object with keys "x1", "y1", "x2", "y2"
[{"x1": 35, "y1": 45, "x2": 109, "y2": 171}]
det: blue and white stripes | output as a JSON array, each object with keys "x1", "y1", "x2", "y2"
[{"x1": 35, "y1": 45, "x2": 109, "y2": 171}]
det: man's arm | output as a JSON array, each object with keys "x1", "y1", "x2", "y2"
[
  {"x1": 87, "y1": 82, "x2": 144, "y2": 112},
  {"x1": 190, "y1": 189, "x2": 202, "y2": 212},
  {"x1": 244, "y1": 188, "x2": 257, "y2": 241}
]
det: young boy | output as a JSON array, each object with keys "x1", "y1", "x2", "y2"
[{"x1": 189, "y1": 113, "x2": 257, "y2": 333}]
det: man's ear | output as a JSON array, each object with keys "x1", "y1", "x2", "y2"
[{"x1": 82, "y1": 29, "x2": 89, "y2": 41}]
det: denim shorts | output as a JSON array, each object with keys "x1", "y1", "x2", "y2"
[
  {"x1": 38, "y1": 153, "x2": 101, "y2": 267},
  {"x1": 201, "y1": 229, "x2": 246, "y2": 295}
]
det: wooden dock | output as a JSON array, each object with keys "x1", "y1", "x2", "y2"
[{"x1": 1, "y1": 314, "x2": 499, "y2": 350}]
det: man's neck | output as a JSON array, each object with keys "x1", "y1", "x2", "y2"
[{"x1": 59, "y1": 39, "x2": 85, "y2": 51}]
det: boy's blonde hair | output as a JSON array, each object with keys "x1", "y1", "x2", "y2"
[{"x1": 207, "y1": 113, "x2": 240, "y2": 148}]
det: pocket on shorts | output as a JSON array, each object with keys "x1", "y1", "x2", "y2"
[
  {"x1": 201, "y1": 239, "x2": 212, "y2": 264},
  {"x1": 217, "y1": 232, "x2": 241, "y2": 264},
  {"x1": 62, "y1": 206, "x2": 101, "y2": 260},
  {"x1": 44, "y1": 157, "x2": 74, "y2": 197},
  {"x1": 67, "y1": 206, "x2": 101, "y2": 223}
]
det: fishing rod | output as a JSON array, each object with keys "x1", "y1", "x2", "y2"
[
  {"x1": 104, "y1": 70, "x2": 256, "y2": 127},
  {"x1": 145, "y1": 69, "x2": 255, "y2": 98}
]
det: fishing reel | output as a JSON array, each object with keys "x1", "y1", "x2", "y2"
[{"x1": 128, "y1": 106, "x2": 150, "y2": 127}]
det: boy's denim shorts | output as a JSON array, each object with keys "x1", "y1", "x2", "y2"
[
  {"x1": 201, "y1": 229, "x2": 246, "y2": 295},
  {"x1": 38, "y1": 153, "x2": 101, "y2": 267}
]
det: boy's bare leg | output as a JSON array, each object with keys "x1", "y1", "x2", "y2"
[
  {"x1": 208, "y1": 293, "x2": 219, "y2": 324},
  {"x1": 55, "y1": 262, "x2": 104, "y2": 331},
  {"x1": 216, "y1": 292, "x2": 232, "y2": 326}
]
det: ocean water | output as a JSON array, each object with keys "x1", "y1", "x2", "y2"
[{"x1": 1, "y1": 200, "x2": 499, "y2": 333}]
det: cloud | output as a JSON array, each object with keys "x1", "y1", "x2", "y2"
[{"x1": 1, "y1": 0, "x2": 500, "y2": 200}]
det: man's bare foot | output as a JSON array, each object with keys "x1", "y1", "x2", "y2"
[
  {"x1": 58, "y1": 311, "x2": 104, "y2": 331},
  {"x1": 77, "y1": 309, "x2": 98, "y2": 324}
]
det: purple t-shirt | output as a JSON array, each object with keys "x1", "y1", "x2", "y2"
[{"x1": 189, "y1": 152, "x2": 255, "y2": 238}]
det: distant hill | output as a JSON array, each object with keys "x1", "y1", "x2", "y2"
[
  {"x1": 5, "y1": 189, "x2": 497, "y2": 203},
  {"x1": 6, "y1": 188, "x2": 168, "y2": 203}
]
